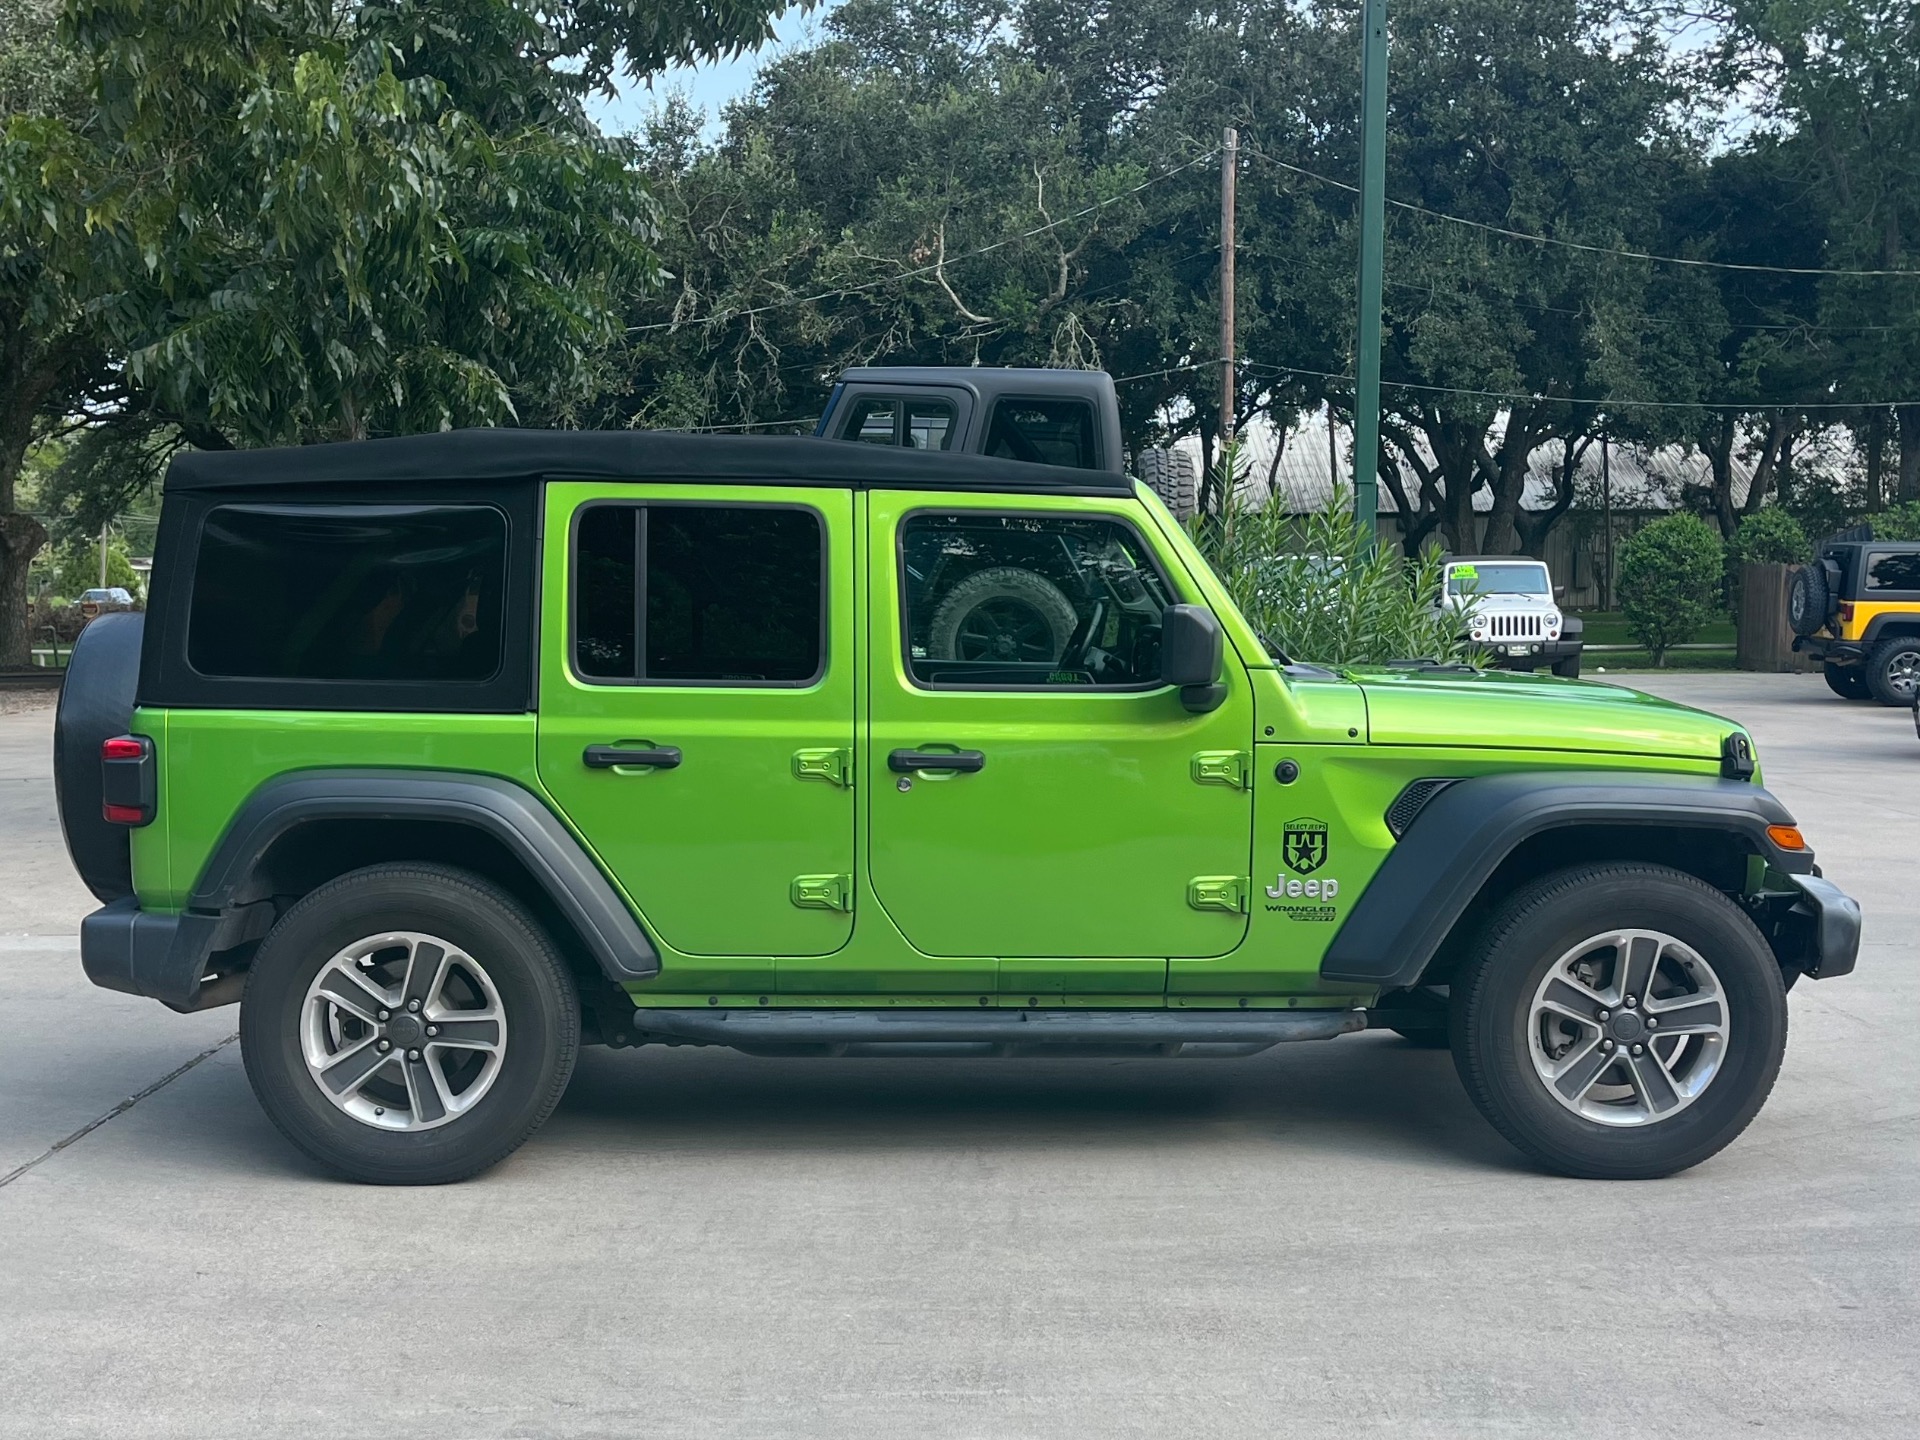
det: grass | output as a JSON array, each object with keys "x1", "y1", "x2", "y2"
[{"x1": 1575, "y1": 610, "x2": 1736, "y2": 648}]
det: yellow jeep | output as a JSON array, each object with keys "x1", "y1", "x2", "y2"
[{"x1": 1790, "y1": 540, "x2": 1920, "y2": 703}]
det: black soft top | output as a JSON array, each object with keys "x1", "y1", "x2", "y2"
[{"x1": 163, "y1": 428, "x2": 1133, "y2": 497}]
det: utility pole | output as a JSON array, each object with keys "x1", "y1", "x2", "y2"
[
  {"x1": 1219, "y1": 126, "x2": 1238, "y2": 470},
  {"x1": 1352, "y1": 0, "x2": 1389, "y2": 541},
  {"x1": 1601, "y1": 429, "x2": 1613, "y2": 611}
]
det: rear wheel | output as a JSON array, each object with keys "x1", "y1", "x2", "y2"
[
  {"x1": 1450, "y1": 863, "x2": 1786, "y2": 1180},
  {"x1": 1864, "y1": 635, "x2": 1920, "y2": 706},
  {"x1": 1823, "y1": 663, "x2": 1870, "y2": 700},
  {"x1": 240, "y1": 864, "x2": 578, "y2": 1184}
]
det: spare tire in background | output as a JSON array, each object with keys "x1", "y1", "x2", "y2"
[
  {"x1": 928, "y1": 567, "x2": 1079, "y2": 665},
  {"x1": 1137, "y1": 447, "x2": 1199, "y2": 523},
  {"x1": 54, "y1": 612, "x2": 144, "y2": 903},
  {"x1": 1787, "y1": 564, "x2": 1830, "y2": 637}
]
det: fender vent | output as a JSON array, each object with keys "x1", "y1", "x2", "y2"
[{"x1": 1385, "y1": 779, "x2": 1457, "y2": 839}]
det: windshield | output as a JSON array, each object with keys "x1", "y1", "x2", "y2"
[{"x1": 1447, "y1": 563, "x2": 1550, "y2": 597}]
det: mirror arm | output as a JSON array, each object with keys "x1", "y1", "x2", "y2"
[{"x1": 1180, "y1": 682, "x2": 1228, "y2": 714}]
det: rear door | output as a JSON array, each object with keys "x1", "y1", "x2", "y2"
[
  {"x1": 864, "y1": 492, "x2": 1255, "y2": 992},
  {"x1": 537, "y1": 482, "x2": 856, "y2": 960}
]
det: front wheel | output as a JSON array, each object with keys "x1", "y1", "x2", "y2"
[
  {"x1": 1551, "y1": 654, "x2": 1582, "y2": 679},
  {"x1": 1450, "y1": 863, "x2": 1786, "y2": 1179},
  {"x1": 240, "y1": 864, "x2": 579, "y2": 1184}
]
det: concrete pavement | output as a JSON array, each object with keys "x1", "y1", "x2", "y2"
[{"x1": 0, "y1": 675, "x2": 1914, "y2": 1437}]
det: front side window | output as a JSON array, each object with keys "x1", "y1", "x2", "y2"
[
  {"x1": 840, "y1": 396, "x2": 956, "y2": 450},
  {"x1": 574, "y1": 504, "x2": 823, "y2": 685},
  {"x1": 984, "y1": 398, "x2": 1098, "y2": 469},
  {"x1": 188, "y1": 504, "x2": 506, "y2": 682},
  {"x1": 1865, "y1": 550, "x2": 1920, "y2": 592},
  {"x1": 900, "y1": 513, "x2": 1174, "y2": 689}
]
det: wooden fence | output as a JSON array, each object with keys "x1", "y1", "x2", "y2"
[{"x1": 1735, "y1": 563, "x2": 1818, "y2": 673}]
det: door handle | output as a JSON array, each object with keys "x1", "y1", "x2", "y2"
[
  {"x1": 583, "y1": 745, "x2": 683, "y2": 770},
  {"x1": 888, "y1": 749, "x2": 985, "y2": 774}
]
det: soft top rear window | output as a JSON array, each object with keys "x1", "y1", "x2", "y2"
[{"x1": 187, "y1": 504, "x2": 507, "y2": 683}]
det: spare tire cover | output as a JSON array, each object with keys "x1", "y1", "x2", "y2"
[{"x1": 53, "y1": 612, "x2": 145, "y2": 903}]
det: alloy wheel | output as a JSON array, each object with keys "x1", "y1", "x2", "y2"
[
  {"x1": 300, "y1": 930, "x2": 507, "y2": 1131},
  {"x1": 1528, "y1": 929, "x2": 1729, "y2": 1127}
]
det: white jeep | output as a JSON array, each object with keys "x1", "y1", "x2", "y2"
[{"x1": 1441, "y1": 557, "x2": 1584, "y2": 677}]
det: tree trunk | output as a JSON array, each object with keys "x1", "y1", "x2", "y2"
[
  {"x1": 1706, "y1": 412, "x2": 1738, "y2": 538},
  {"x1": 0, "y1": 511, "x2": 48, "y2": 668},
  {"x1": 1865, "y1": 408, "x2": 1885, "y2": 513},
  {"x1": 1899, "y1": 405, "x2": 1920, "y2": 503}
]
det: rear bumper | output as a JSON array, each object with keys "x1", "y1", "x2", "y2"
[
  {"x1": 1793, "y1": 635, "x2": 1866, "y2": 665},
  {"x1": 80, "y1": 897, "x2": 251, "y2": 1011}
]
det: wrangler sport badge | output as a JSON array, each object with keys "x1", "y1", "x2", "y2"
[{"x1": 1283, "y1": 817, "x2": 1329, "y2": 874}]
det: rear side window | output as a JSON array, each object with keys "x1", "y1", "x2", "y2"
[
  {"x1": 1864, "y1": 551, "x2": 1920, "y2": 592},
  {"x1": 840, "y1": 395, "x2": 957, "y2": 450},
  {"x1": 573, "y1": 504, "x2": 824, "y2": 685},
  {"x1": 188, "y1": 505, "x2": 506, "y2": 682},
  {"x1": 984, "y1": 398, "x2": 1098, "y2": 469}
]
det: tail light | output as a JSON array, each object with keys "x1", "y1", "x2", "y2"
[
  {"x1": 101, "y1": 734, "x2": 156, "y2": 826},
  {"x1": 1838, "y1": 601, "x2": 1854, "y2": 626}
]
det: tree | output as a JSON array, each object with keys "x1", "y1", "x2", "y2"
[
  {"x1": 1618, "y1": 513, "x2": 1724, "y2": 665},
  {"x1": 2, "y1": 0, "x2": 799, "y2": 663}
]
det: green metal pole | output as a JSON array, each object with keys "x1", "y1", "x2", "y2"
[{"x1": 1352, "y1": 0, "x2": 1389, "y2": 541}]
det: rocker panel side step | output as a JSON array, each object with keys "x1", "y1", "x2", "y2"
[{"x1": 626, "y1": 1006, "x2": 1366, "y2": 1057}]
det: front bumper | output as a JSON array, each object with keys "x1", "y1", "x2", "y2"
[{"x1": 1760, "y1": 873, "x2": 1863, "y2": 980}]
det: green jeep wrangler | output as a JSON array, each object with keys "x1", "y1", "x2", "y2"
[{"x1": 55, "y1": 431, "x2": 1860, "y2": 1185}]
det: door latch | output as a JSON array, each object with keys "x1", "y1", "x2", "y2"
[
  {"x1": 790, "y1": 874, "x2": 852, "y2": 912},
  {"x1": 792, "y1": 747, "x2": 852, "y2": 787},
  {"x1": 1190, "y1": 750, "x2": 1251, "y2": 789},
  {"x1": 1186, "y1": 876, "x2": 1248, "y2": 913}
]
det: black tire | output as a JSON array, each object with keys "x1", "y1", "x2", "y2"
[
  {"x1": 240, "y1": 864, "x2": 579, "y2": 1184},
  {"x1": 1551, "y1": 654, "x2": 1581, "y2": 679},
  {"x1": 1450, "y1": 863, "x2": 1787, "y2": 1180},
  {"x1": 51, "y1": 611, "x2": 145, "y2": 903},
  {"x1": 1863, "y1": 635, "x2": 1920, "y2": 706},
  {"x1": 1823, "y1": 663, "x2": 1871, "y2": 700},
  {"x1": 1787, "y1": 565, "x2": 1829, "y2": 637},
  {"x1": 1137, "y1": 447, "x2": 1199, "y2": 522},
  {"x1": 928, "y1": 566, "x2": 1080, "y2": 665}
]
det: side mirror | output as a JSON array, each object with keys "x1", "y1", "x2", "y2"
[
  {"x1": 1553, "y1": 585, "x2": 1566, "y2": 600},
  {"x1": 1161, "y1": 604, "x2": 1225, "y2": 713}
]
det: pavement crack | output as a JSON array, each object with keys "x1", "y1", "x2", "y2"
[{"x1": 0, "y1": 1033, "x2": 238, "y2": 1190}]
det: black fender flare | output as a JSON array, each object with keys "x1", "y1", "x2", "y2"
[
  {"x1": 1859, "y1": 613, "x2": 1920, "y2": 647},
  {"x1": 191, "y1": 769, "x2": 660, "y2": 983},
  {"x1": 1319, "y1": 771, "x2": 1813, "y2": 990}
]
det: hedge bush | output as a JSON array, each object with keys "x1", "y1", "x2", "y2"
[{"x1": 1618, "y1": 514, "x2": 1724, "y2": 666}]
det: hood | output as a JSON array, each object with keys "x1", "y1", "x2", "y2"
[{"x1": 1351, "y1": 666, "x2": 1736, "y2": 761}]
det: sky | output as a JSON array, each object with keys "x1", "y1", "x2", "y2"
[{"x1": 583, "y1": 5, "x2": 839, "y2": 138}]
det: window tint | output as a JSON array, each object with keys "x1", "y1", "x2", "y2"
[
  {"x1": 1447, "y1": 562, "x2": 1551, "y2": 596},
  {"x1": 984, "y1": 398, "x2": 1098, "y2": 468},
  {"x1": 574, "y1": 505, "x2": 823, "y2": 685},
  {"x1": 840, "y1": 396, "x2": 956, "y2": 450},
  {"x1": 900, "y1": 513, "x2": 1173, "y2": 689},
  {"x1": 1865, "y1": 551, "x2": 1920, "y2": 591},
  {"x1": 188, "y1": 505, "x2": 505, "y2": 682}
]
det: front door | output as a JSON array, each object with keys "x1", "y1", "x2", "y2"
[
  {"x1": 537, "y1": 483, "x2": 856, "y2": 960},
  {"x1": 865, "y1": 493, "x2": 1255, "y2": 986}
]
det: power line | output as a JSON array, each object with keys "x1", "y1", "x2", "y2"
[
  {"x1": 629, "y1": 150, "x2": 1220, "y2": 336},
  {"x1": 1241, "y1": 146, "x2": 1920, "y2": 280},
  {"x1": 1115, "y1": 355, "x2": 1920, "y2": 410}
]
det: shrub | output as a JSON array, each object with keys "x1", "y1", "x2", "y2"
[
  {"x1": 1618, "y1": 514, "x2": 1724, "y2": 666},
  {"x1": 1729, "y1": 507, "x2": 1811, "y2": 567},
  {"x1": 1191, "y1": 483, "x2": 1467, "y2": 667},
  {"x1": 1873, "y1": 501, "x2": 1920, "y2": 542}
]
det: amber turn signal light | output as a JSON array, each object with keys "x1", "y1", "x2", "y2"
[{"x1": 1767, "y1": 824, "x2": 1808, "y2": 851}]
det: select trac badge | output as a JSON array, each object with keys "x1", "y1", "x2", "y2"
[{"x1": 1282, "y1": 817, "x2": 1329, "y2": 874}]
